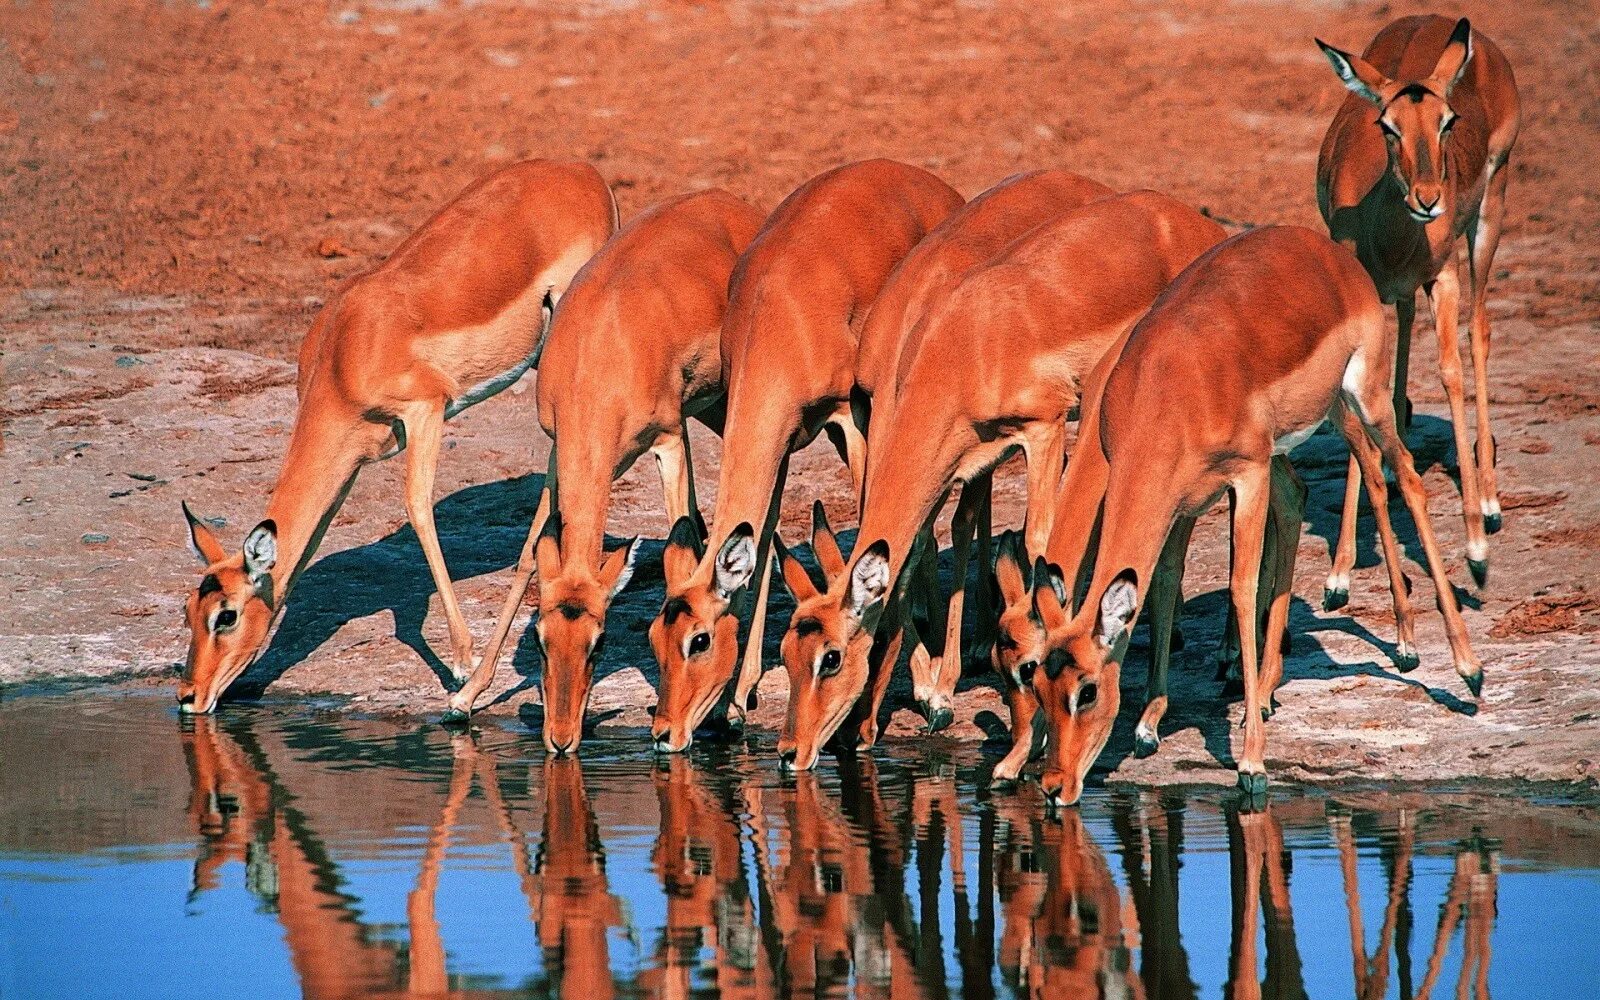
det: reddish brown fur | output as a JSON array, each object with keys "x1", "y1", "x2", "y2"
[
  {"x1": 649, "y1": 159, "x2": 963, "y2": 751},
  {"x1": 1317, "y1": 16, "x2": 1520, "y2": 598},
  {"x1": 1030, "y1": 226, "x2": 1481, "y2": 807},
  {"x1": 180, "y1": 160, "x2": 616, "y2": 714},
  {"x1": 776, "y1": 192, "x2": 1225, "y2": 771},
  {"x1": 441, "y1": 189, "x2": 764, "y2": 742}
]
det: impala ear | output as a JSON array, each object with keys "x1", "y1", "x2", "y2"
[
  {"x1": 713, "y1": 523, "x2": 757, "y2": 601},
  {"x1": 662, "y1": 516, "x2": 704, "y2": 589},
  {"x1": 183, "y1": 501, "x2": 227, "y2": 565},
  {"x1": 599, "y1": 538, "x2": 640, "y2": 599},
  {"x1": 1031, "y1": 556, "x2": 1066, "y2": 626},
  {"x1": 994, "y1": 531, "x2": 1030, "y2": 608},
  {"x1": 1430, "y1": 18, "x2": 1473, "y2": 96},
  {"x1": 810, "y1": 500, "x2": 845, "y2": 581},
  {"x1": 242, "y1": 520, "x2": 277, "y2": 584},
  {"x1": 846, "y1": 540, "x2": 891, "y2": 620},
  {"x1": 1316, "y1": 37, "x2": 1388, "y2": 105},
  {"x1": 1097, "y1": 569, "x2": 1139, "y2": 650},
  {"x1": 775, "y1": 536, "x2": 821, "y2": 602}
]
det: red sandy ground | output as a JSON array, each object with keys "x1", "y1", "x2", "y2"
[{"x1": 3, "y1": 0, "x2": 1599, "y2": 785}]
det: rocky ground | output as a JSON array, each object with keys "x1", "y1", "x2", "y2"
[{"x1": 3, "y1": 0, "x2": 1599, "y2": 788}]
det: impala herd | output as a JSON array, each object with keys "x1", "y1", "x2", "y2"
[{"x1": 178, "y1": 16, "x2": 1519, "y2": 805}]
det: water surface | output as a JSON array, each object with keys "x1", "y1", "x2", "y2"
[{"x1": 2, "y1": 693, "x2": 1597, "y2": 998}]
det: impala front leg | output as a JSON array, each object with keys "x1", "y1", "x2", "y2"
[
  {"x1": 1021, "y1": 422, "x2": 1066, "y2": 559},
  {"x1": 992, "y1": 680, "x2": 1042, "y2": 783},
  {"x1": 401, "y1": 401, "x2": 475, "y2": 682},
  {"x1": 1427, "y1": 267, "x2": 1489, "y2": 586}
]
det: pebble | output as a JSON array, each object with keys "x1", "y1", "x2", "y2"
[
  {"x1": 114, "y1": 355, "x2": 143, "y2": 367},
  {"x1": 82, "y1": 533, "x2": 111, "y2": 545}
]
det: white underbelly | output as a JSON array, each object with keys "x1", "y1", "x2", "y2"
[{"x1": 1272, "y1": 420, "x2": 1323, "y2": 456}]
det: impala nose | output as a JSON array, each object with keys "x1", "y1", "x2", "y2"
[{"x1": 778, "y1": 748, "x2": 798, "y2": 771}]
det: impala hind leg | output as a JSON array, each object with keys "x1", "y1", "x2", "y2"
[
  {"x1": 1138, "y1": 516, "x2": 1194, "y2": 758},
  {"x1": 906, "y1": 526, "x2": 948, "y2": 731},
  {"x1": 1466, "y1": 167, "x2": 1509, "y2": 535},
  {"x1": 445, "y1": 448, "x2": 555, "y2": 722},
  {"x1": 1228, "y1": 465, "x2": 1271, "y2": 795},
  {"x1": 928, "y1": 471, "x2": 992, "y2": 727},
  {"x1": 726, "y1": 454, "x2": 789, "y2": 729},
  {"x1": 1343, "y1": 374, "x2": 1483, "y2": 694},
  {"x1": 1426, "y1": 267, "x2": 1489, "y2": 586},
  {"x1": 972, "y1": 481, "x2": 995, "y2": 661},
  {"x1": 1257, "y1": 457, "x2": 1307, "y2": 717},
  {"x1": 400, "y1": 402, "x2": 477, "y2": 683},
  {"x1": 847, "y1": 604, "x2": 904, "y2": 751}
]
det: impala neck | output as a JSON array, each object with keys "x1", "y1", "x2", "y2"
[
  {"x1": 854, "y1": 408, "x2": 971, "y2": 589},
  {"x1": 703, "y1": 400, "x2": 795, "y2": 553},
  {"x1": 1073, "y1": 477, "x2": 1180, "y2": 641},
  {"x1": 552, "y1": 438, "x2": 621, "y2": 571},
  {"x1": 260, "y1": 407, "x2": 368, "y2": 609}
]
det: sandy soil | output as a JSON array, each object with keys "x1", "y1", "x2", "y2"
[{"x1": 3, "y1": 0, "x2": 1599, "y2": 787}]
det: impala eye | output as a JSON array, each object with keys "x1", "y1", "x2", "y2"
[
  {"x1": 1016, "y1": 661, "x2": 1037, "y2": 686},
  {"x1": 688, "y1": 631, "x2": 711, "y2": 656},
  {"x1": 1076, "y1": 682, "x2": 1099, "y2": 711},
  {"x1": 213, "y1": 608, "x2": 238, "y2": 632},
  {"x1": 819, "y1": 649, "x2": 842, "y2": 677}
]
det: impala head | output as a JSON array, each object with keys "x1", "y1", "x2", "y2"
[
  {"x1": 1317, "y1": 18, "x2": 1474, "y2": 222},
  {"x1": 776, "y1": 502, "x2": 891, "y2": 772},
  {"x1": 648, "y1": 518, "x2": 755, "y2": 753},
  {"x1": 533, "y1": 516, "x2": 639, "y2": 755},
  {"x1": 179, "y1": 502, "x2": 278, "y2": 715},
  {"x1": 1029, "y1": 565, "x2": 1138, "y2": 808},
  {"x1": 990, "y1": 531, "x2": 1065, "y2": 693}
]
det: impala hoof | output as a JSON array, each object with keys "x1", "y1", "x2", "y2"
[
  {"x1": 1394, "y1": 645, "x2": 1420, "y2": 673},
  {"x1": 1484, "y1": 512, "x2": 1502, "y2": 535},
  {"x1": 1133, "y1": 732, "x2": 1160, "y2": 759},
  {"x1": 1468, "y1": 558, "x2": 1489, "y2": 589},
  {"x1": 1236, "y1": 771, "x2": 1268, "y2": 796},
  {"x1": 1464, "y1": 671, "x2": 1484, "y2": 698},
  {"x1": 440, "y1": 707, "x2": 471, "y2": 728},
  {"x1": 922, "y1": 704, "x2": 954, "y2": 734},
  {"x1": 1323, "y1": 586, "x2": 1349, "y2": 612}
]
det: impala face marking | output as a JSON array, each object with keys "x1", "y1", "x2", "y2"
[
  {"x1": 1029, "y1": 569, "x2": 1136, "y2": 809},
  {"x1": 1317, "y1": 20, "x2": 1473, "y2": 224},
  {"x1": 649, "y1": 519, "x2": 756, "y2": 753},
  {"x1": 533, "y1": 522, "x2": 640, "y2": 755},
  {"x1": 776, "y1": 529, "x2": 890, "y2": 773},
  {"x1": 179, "y1": 503, "x2": 278, "y2": 715}
]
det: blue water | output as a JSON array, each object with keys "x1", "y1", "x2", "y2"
[{"x1": 1, "y1": 692, "x2": 1597, "y2": 998}]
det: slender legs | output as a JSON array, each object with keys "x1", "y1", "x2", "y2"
[
  {"x1": 1256, "y1": 457, "x2": 1307, "y2": 712},
  {"x1": 1466, "y1": 166, "x2": 1509, "y2": 534},
  {"x1": 728, "y1": 454, "x2": 790, "y2": 726},
  {"x1": 1228, "y1": 464, "x2": 1271, "y2": 792},
  {"x1": 1427, "y1": 266, "x2": 1490, "y2": 583},
  {"x1": 1137, "y1": 516, "x2": 1195, "y2": 758},
  {"x1": 921, "y1": 471, "x2": 993, "y2": 731},
  {"x1": 401, "y1": 403, "x2": 476, "y2": 679}
]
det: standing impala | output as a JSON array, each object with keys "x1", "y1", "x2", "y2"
[
  {"x1": 648, "y1": 159, "x2": 963, "y2": 753},
  {"x1": 852, "y1": 168, "x2": 1115, "y2": 729},
  {"x1": 438, "y1": 189, "x2": 764, "y2": 748},
  {"x1": 1027, "y1": 225, "x2": 1482, "y2": 808},
  {"x1": 1316, "y1": 16, "x2": 1520, "y2": 606},
  {"x1": 178, "y1": 159, "x2": 616, "y2": 714},
  {"x1": 773, "y1": 191, "x2": 1226, "y2": 771}
]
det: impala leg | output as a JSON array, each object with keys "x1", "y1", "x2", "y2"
[
  {"x1": 992, "y1": 679, "x2": 1041, "y2": 783},
  {"x1": 729, "y1": 454, "x2": 789, "y2": 726},
  {"x1": 1426, "y1": 267, "x2": 1489, "y2": 586},
  {"x1": 1334, "y1": 404, "x2": 1421, "y2": 673},
  {"x1": 1324, "y1": 454, "x2": 1362, "y2": 611},
  {"x1": 401, "y1": 402, "x2": 476, "y2": 681},
  {"x1": 971, "y1": 479, "x2": 995, "y2": 661},
  {"x1": 653, "y1": 430, "x2": 694, "y2": 526},
  {"x1": 1393, "y1": 293, "x2": 1416, "y2": 431},
  {"x1": 1229, "y1": 465, "x2": 1271, "y2": 795},
  {"x1": 1466, "y1": 167, "x2": 1509, "y2": 535},
  {"x1": 907, "y1": 526, "x2": 943, "y2": 724},
  {"x1": 1347, "y1": 372, "x2": 1484, "y2": 694},
  {"x1": 446, "y1": 449, "x2": 555, "y2": 721},
  {"x1": 850, "y1": 605, "x2": 903, "y2": 751},
  {"x1": 1138, "y1": 516, "x2": 1194, "y2": 759},
  {"x1": 929, "y1": 472, "x2": 990, "y2": 726},
  {"x1": 1022, "y1": 424, "x2": 1066, "y2": 559},
  {"x1": 825, "y1": 402, "x2": 869, "y2": 502},
  {"x1": 1258, "y1": 457, "x2": 1306, "y2": 717}
]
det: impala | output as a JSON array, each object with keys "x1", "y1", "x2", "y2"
[
  {"x1": 178, "y1": 159, "x2": 616, "y2": 713},
  {"x1": 772, "y1": 191, "x2": 1226, "y2": 771},
  {"x1": 648, "y1": 159, "x2": 963, "y2": 753},
  {"x1": 852, "y1": 168, "x2": 1114, "y2": 730},
  {"x1": 438, "y1": 189, "x2": 764, "y2": 750},
  {"x1": 1027, "y1": 225, "x2": 1482, "y2": 808},
  {"x1": 1316, "y1": 16, "x2": 1520, "y2": 606}
]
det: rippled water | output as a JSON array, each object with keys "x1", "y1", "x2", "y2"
[{"x1": 2, "y1": 693, "x2": 1598, "y2": 998}]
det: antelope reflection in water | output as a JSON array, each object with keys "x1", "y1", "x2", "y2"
[{"x1": 177, "y1": 718, "x2": 1503, "y2": 998}]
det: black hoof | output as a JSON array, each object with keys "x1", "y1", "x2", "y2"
[
  {"x1": 926, "y1": 706, "x2": 954, "y2": 734},
  {"x1": 1235, "y1": 771, "x2": 1268, "y2": 797},
  {"x1": 440, "y1": 707, "x2": 471, "y2": 728},
  {"x1": 1464, "y1": 671, "x2": 1484, "y2": 698},
  {"x1": 1394, "y1": 649, "x2": 1420, "y2": 673},
  {"x1": 1468, "y1": 558, "x2": 1489, "y2": 589},
  {"x1": 1323, "y1": 587, "x2": 1349, "y2": 612},
  {"x1": 1260, "y1": 703, "x2": 1275, "y2": 722},
  {"x1": 1133, "y1": 734, "x2": 1160, "y2": 759},
  {"x1": 1485, "y1": 512, "x2": 1503, "y2": 535}
]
